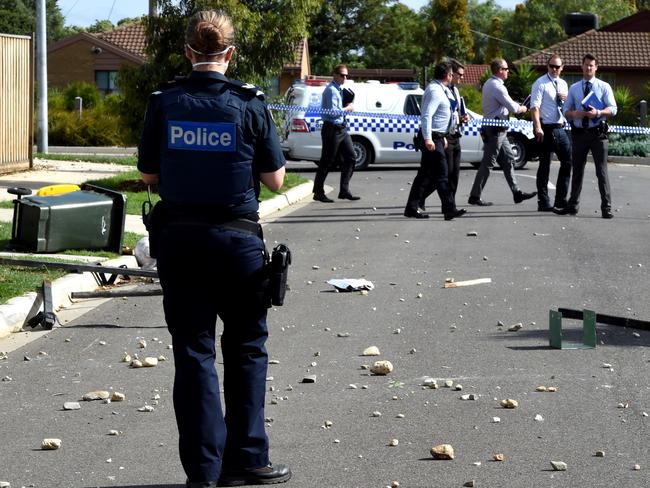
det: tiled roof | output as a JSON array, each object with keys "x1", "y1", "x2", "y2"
[
  {"x1": 284, "y1": 38, "x2": 306, "y2": 70},
  {"x1": 461, "y1": 64, "x2": 489, "y2": 86},
  {"x1": 96, "y1": 22, "x2": 146, "y2": 60},
  {"x1": 517, "y1": 30, "x2": 650, "y2": 69}
]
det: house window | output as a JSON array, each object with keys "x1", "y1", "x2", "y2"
[{"x1": 95, "y1": 70, "x2": 119, "y2": 96}]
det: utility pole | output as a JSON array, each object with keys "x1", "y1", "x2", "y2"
[
  {"x1": 149, "y1": 0, "x2": 157, "y2": 18},
  {"x1": 36, "y1": 0, "x2": 48, "y2": 153}
]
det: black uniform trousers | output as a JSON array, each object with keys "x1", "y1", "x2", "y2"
[
  {"x1": 406, "y1": 135, "x2": 455, "y2": 215},
  {"x1": 313, "y1": 121, "x2": 356, "y2": 196},
  {"x1": 567, "y1": 128, "x2": 611, "y2": 212},
  {"x1": 157, "y1": 221, "x2": 270, "y2": 482},
  {"x1": 536, "y1": 125, "x2": 572, "y2": 208},
  {"x1": 419, "y1": 133, "x2": 461, "y2": 209}
]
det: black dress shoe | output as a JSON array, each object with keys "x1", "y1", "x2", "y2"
[
  {"x1": 513, "y1": 190, "x2": 537, "y2": 204},
  {"x1": 313, "y1": 194, "x2": 334, "y2": 203},
  {"x1": 602, "y1": 209, "x2": 614, "y2": 219},
  {"x1": 444, "y1": 208, "x2": 467, "y2": 221},
  {"x1": 187, "y1": 481, "x2": 217, "y2": 488},
  {"x1": 404, "y1": 208, "x2": 429, "y2": 219},
  {"x1": 553, "y1": 201, "x2": 567, "y2": 209},
  {"x1": 552, "y1": 206, "x2": 577, "y2": 215},
  {"x1": 468, "y1": 197, "x2": 493, "y2": 206},
  {"x1": 338, "y1": 192, "x2": 360, "y2": 200},
  {"x1": 218, "y1": 463, "x2": 292, "y2": 486},
  {"x1": 538, "y1": 205, "x2": 554, "y2": 212}
]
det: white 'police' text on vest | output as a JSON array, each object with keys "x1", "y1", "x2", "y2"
[{"x1": 168, "y1": 121, "x2": 236, "y2": 152}]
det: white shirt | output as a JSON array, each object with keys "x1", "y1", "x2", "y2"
[{"x1": 530, "y1": 73, "x2": 568, "y2": 125}]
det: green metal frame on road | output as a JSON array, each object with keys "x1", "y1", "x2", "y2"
[{"x1": 549, "y1": 308, "x2": 597, "y2": 349}]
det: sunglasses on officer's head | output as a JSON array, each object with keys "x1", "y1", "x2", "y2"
[{"x1": 337, "y1": 73, "x2": 349, "y2": 78}]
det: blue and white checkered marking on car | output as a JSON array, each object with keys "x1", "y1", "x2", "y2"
[
  {"x1": 268, "y1": 104, "x2": 650, "y2": 136},
  {"x1": 168, "y1": 121, "x2": 236, "y2": 152}
]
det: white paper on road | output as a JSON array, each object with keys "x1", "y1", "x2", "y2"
[{"x1": 327, "y1": 278, "x2": 375, "y2": 291}]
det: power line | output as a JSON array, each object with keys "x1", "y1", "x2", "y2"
[
  {"x1": 62, "y1": 0, "x2": 82, "y2": 21},
  {"x1": 469, "y1": 29, "x2": 553, "y2": 56},
  {"x1": 108, "y1": 0, "x2": 117, "y2": 21}
]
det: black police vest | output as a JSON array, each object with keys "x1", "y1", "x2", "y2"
[{"x1": 157, "y1": 82, "x2": 257, "y2": 211}]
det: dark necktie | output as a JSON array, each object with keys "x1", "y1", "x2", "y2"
[{"x1": 582, "y1": 81, "x2": 591, "y2": 128}]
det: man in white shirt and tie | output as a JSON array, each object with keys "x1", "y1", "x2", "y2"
[
  {"x1": 557, "y1": 53, "x2": 617, "y2": 219},
  {"x1": 530, "y1": 54, "x2": 572, "y2": 212}
]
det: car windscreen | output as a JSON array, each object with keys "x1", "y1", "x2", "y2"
[{"x1": 404, "y1": 94, "x2": 422, "y2": 116}]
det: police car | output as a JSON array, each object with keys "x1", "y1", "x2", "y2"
[{"x1": 281, "y1": 79, "x2": 536, "y2": 170}]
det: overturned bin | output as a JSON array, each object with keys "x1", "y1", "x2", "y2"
[{"x1": 10, "y1": 184, "x2": 126, "y2": 253}]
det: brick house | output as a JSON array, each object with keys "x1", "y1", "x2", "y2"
[
  {"x1": 48, "y1": 23, "x2": 146, "y2": 95},
  {"x1": 516, "y1": 10, "x2": 650, "y2": 99}
]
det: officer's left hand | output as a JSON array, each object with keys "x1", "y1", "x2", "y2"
[
  {"x1": 460, "y1": 114, "x2": 469, "y2": 124},
  {"x1": 344, "y1": 103, "x2": 354, "y2": 112},
  {"x1": 424, "y1": 139, "x2": 436, "y2": 152}
]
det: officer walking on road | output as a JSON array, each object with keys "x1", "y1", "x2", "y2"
[
  {"x1": 312, "y1": 64, "x2": 360, "y2": 202},
  {"x1": 530, "y1": 54, "x2": 572, "y2": 211},
  {"x1": 138, "y1": 10, "x2": 291, "y2": 487},
  {"x1": 556, "y1": 53, "x2": 617, "y2": 219},
  {"x1": 404, "y1": 61, "x2": 466, "y2": 220},
  {"x1": 468, "y1": 58, "x2": 537, "y2": 207}
]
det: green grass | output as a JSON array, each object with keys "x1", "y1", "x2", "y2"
[{"x1": 36, "y1": 152, "x2": 137, "y2": 166}]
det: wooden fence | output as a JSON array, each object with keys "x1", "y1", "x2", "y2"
[{"x1": 0, "y1": 33, "x2": 33, "y2": 174}]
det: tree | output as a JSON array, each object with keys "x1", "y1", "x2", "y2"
[
  {"x1": 87, "y1": 19, "x2": 115, "y2": 33},
  {"x1": 422, "y1": 0, "x2": 474, "y2": 65},
  {"x1": 466, "y1": 0, "x2": 508, "y2": 63},
  {"x1": 118, "y1": 0, "x2": 318, "y2": 142},
  {"x1": 361, "y1": 3, "x2": 426, "y2": 69},
  {"x1": 308, "y1": 0, "x2": 389, "y2": 74},
  {"x1": 484, "y1": 16, "x2": 503, "y2": 62},
  {"x1": 0, "y1": 0, "x2": 67, "y2": 43}
]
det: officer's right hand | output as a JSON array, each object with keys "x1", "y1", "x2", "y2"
[
  {"x1": 345, "y1": 103, "x2": 354, "y2": 112},
  {"x1": 518, "y1": 105, "x2": 528, "y2": 114},
  {"x1": 534, "y1": 127, "x2": 544, "y2": 142},
  {"x1": 424, "y1": 139, "x2": 435, "y2": 152}
]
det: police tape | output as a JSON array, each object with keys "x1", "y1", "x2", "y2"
[{"x1": 267, "y1": 103, "x2": 650, "y2": 136}]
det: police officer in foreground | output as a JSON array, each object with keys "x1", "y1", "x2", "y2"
[{"x1": 138, "y1": 10, "x2": 290, "y2": 488}]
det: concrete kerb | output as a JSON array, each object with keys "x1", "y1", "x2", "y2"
[{"x1": 0, "y1": 180, "x2": 316, "y2": 340}]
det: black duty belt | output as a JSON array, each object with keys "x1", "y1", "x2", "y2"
[
  {"x1": 431, "y1": 131, "x2": 448, "y2": 139},
  {"x1": 541, "y1": 123, "x2": 565, "y2": 129},
  {"x1": 571, "y1": 126, "x2": 599, "y2": 134},
  {"x1": 323, "y1": 121, "x2": 346, "y2": 129}
]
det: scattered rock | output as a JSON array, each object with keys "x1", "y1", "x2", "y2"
[
  {"x1": 362, "y1": 346, "x2": 381, "y2": 356},
  {"x1": 535, "y1": 386, "x2": 547, "y2": 392},
  {"x1": 63, "y1": 402, "x2": 81, "y2": 410},
  {"x1": 443, "y1": 380, "x2": 454, "y2": 388},
  {"x1": 0, "y1": 481, "x2": 10, "y2": 487},
  {"x1": 508, "y1": 323, "x2": 523, "y2": 332},
  {"x1": 1, "y1": 376, "x2": 12, "y2": 382},
  {"x1": 463, "y1": 481, "x2": 475, "y2": 487},
  {"x1": 143, "y1": 357, "x2": 158, "y2": 367},
  {"x1": 595, "y1": 451, "x2": 605, "y2": 457},
  {"x1": 493, "y1": 453, "x2": 505, "y2": 461},
  {"x1": 301, "y1": 375, "x2": 317, "y2": 383},
  {"x1": 121, "y1": 352, "x2": 132, "y2": 363},
  {"x1": 550, "y1": 461, "x2": 567, "y2": 471},
  {"x1": 391, "y1": 482, "x2": 400, "y2": 488},
  {"x1": 269, "y1": 359, "x2": 280, "y2": 364},
  {"x1": 633, "y1": 464, "x2": 641, "y2": 471},
  {"x1": 370, "y1": 360, "x2": 393, "y2": 375},
  {"x1": 454, "y1": 384, "x2": 463, "y2": 391},
  {"x1": 137, "y1": 339, "x2": 147, "y2": 349},
  {"x1": 460, "y1": 394, "x2": 478, "y2": 401},
  {"x1": 108, "y1": 430, "x2": 120, "y2": 436},
  {"x1": 500, "y1": 399, "x2": 518, "y2": 409},
  {"x1": 137, "y1": 405, "x2": 155, "y2": 412},
  {"x1": 422, "y1": 377, "x2": 437, "y2": 388},
  {"x1": 497, "y1": 321, "x2": 505, "y2": 327},
  {"x1": 111, "y1": 392, "x2": 125, "y2": 402},
  {"x1": 430, "y1": 444, "x2": 454, "y2": 460},
  {"x1": 82, "y1": 391, "x2": 110, "y2": 401},
  {"x1": 158, "y1": 355, "x2": 167, "y2": 361},
  {"x1": 492, "y1": 417, "x2": 501, "y2": 423},
  {"x1": 0, "y1": 352, "x2": 8, "y2": 360},
  {"x1": 396, "y1": 414, "x2": 405, "y2": 419},
  {"x1": 337, "y1": 332, "x2": 351, "y2": 338},
  {"x1": 41, "y1": 438, "x2": 62, "y2": 450},
  {"x1": 324, "y1": 420, "x2": 333, "y2": 428},
  {"x1": 388, "y1": 439, "x2": 399, "y2": 446},
  {"x1": 371, "y1": 411, "x2": 382, "y2": 417},
  {"x1": 131, "y1": 359, "x2": 143, "y2": 368},
  {"x1": 467, "y1": 231, "x2": 478, "y2": 237},
  {"x1": 534, "y1": 414, "x2": 544, "y2": 422},
  {"x1": 547, "y1": 386, "x2": 557, "y2": 392}
]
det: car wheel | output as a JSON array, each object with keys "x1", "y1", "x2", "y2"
[
  {"x1": 351, "y1": 136, "x2": 374, "y2": 170},
  {"x1": 508, "y1": 134, "x2": 527, "y2": 169}
]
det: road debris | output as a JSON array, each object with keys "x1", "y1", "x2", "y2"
[
  {"x1": 500, "y1": 399, "x2": 519, "y2": 409},
  {"x1": 595, "y1": 451, "x2": 605, "y2": 457},
  {"x1": 493, "y1": 453, "x2": 505, "y2": 461},
  {"x1": 131, "y1": 359, "x2": 143, "y2": 368},
  {"x1": 41, "y1": 438, "x2": 62, "y2": 450},
  {"x1": 362, "y1": 346, "x2": 381, "y2": 356},
  {"x1": 121, "y1": 352, "x2": 132, "y2": 363},
  {"x1": 327, "y1": 278, "x2": 374, "y2": 291},
  {"x1": 301, "y1": 375, "x2": 317, "y2": 383},
  {"x1": 138, "y1": 405, "x2": 155, "y2": 412},
  {"x1": 550, "y1": 461, "x2": 567, "y2": 471},
  {"x1": 430, "y1": 444, "x2": 454, "y2": 460},
  {"x1": 443, "y1": 278, "x2": 491, "y2": 288},
  {"x1": 388, "y1": 439, "x2": 399, "y2": 446},
  {"x1": 467, "y1": 231, "x2": 478, "y2": 236},
  {"x1": 63, "y1": 402, "x2": 81, "y2": 410},
  {"x1": 82, "y1": 391, "x2": 110, "y2": 401},
  {"x1": 508, "y1": 323, "x2": 523, "y2": 331},
  {"x1": 137, "y1": 338, "x2": 147, "y2": 349},
  {"x1": 111, "y1": 392, "x2": 125, "y2": 402},
  {"x1": 142, "y1": 357, "x2": 158, "y2": 367},
  {"x1": 534, "y1": 414, "x2": 544, "y2": 422},
  {"x1": 370, "y1": 360, "x2": 393, "y2": 375},
  {"x1": 492, "y1": 417, "x2": 501, "y2": 423}
]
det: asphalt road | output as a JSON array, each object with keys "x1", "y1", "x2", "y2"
[{"x1": 1, "y1": 161, "x2": 649, "y2": 488}]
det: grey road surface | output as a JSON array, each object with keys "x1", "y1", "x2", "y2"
[{"x1": 0, "y1": 162, "x2": 649, "y2": 488}]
